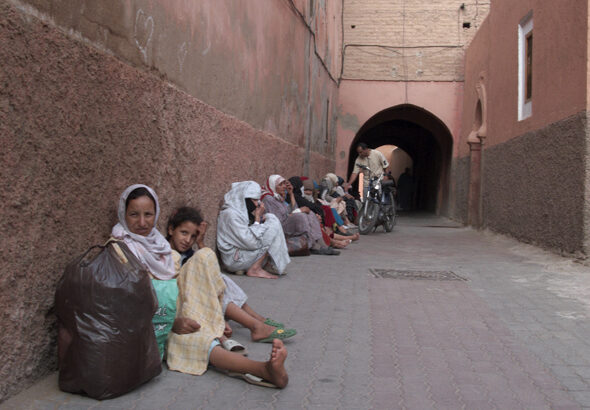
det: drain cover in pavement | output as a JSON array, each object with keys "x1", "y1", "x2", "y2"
[{"x1": 370, "y1": 269, "x2": 467, "y2": 281}]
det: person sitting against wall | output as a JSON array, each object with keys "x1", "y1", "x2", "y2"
[
  {"x1": 300, "y1": 178, "x2": 359, "y2": 247},
  {"x1": 319, "y1": 173, "x2": 357, "y2": 233},
  {"x1": 217, "y1": 181, "x2": 291, "y2": 279},
  {"x1": 261, "y1": 174, "x2": 340, "y2": 256},
  {"x1": 111, "y1": 184, "x2": 289, "y2": 388},
  {"x1": 289, "y1": 176, "x2": 357, "y2": 249},
  {"x1": 336, "y1": 175, "x2": 360, "y2": 224},
  {"x1": 166, "y1": 206, "x2": 296, "y2": 350}
]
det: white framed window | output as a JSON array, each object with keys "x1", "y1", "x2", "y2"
[{"x1": 518, "y1": 11, "x2": 533, "y2": 121}]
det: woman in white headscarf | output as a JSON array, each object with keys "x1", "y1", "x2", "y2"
[
  {"x1": 319, "y1": 173, "x2": 357, "y2": 231},
  {"x1": 111, "y1": 184, "x2": 289, "y2": 388},
  {"x1": 319, "y1": 173, "x2": 345, "y2": 203},
  {"x1": 217, "y1": 181, "x2": 290, "y2": 279},
  {"x1": 261, "y1": 175, "x2": 340, "y2": 256}
]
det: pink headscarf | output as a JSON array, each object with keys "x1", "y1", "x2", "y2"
[
  {"x1": 260, "y1": 174, "x2": 285, "y2": 201},
  {"x1": 111, "y1": 184, "x2": 176, "y2": 280}
]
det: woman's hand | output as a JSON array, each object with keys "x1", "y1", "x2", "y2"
[
  {"x1": 172, "y1": 317, "x2": 201, "y2": 334},
  {"x1": 254, "y1": 202, "x2": 265, "y2": 222},
  {"x1": 196, "y1": 221, "x2": 208, "y2": 249},
  {"x1": 299, "y1": 206, "x2": 311, "y2": 214},
  {"x1": 286, "y1": 181, "x2": 294, "y2": 195}
]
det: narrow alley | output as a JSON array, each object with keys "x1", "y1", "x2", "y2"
[{"x1": 4, "y1": 214, "x2": 589, "y2": 409}]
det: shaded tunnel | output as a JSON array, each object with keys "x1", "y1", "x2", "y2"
[{"x1": 347, "y1": 104, "x2": 454, "y2": 214}]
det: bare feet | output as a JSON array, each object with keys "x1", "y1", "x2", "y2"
[
  {"x1": 334, "y1": 232, "x2": 359, "y2": 242},
  {"x1": 251, "y1": 321, "x2": 278, "y2": 342},
  {"x1": 263, "y1": 261, "x2": 280, "y2": 275},
  {"x1": 331, "y1": 239, "x2": 350, "y2": 249},
  {"x1": 246, "y1": 266, "x2": 278, "y2": 279},
  {"x1": 263, "y1": 339, "x2": 288, "y2": 388}
]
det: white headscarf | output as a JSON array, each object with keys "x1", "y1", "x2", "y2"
[
  {"x1": 220, "y1": 181, "x2": 262, "y2": 224},
  {"x1": 111, "y1": 184, "x2": 176, "y2": 280},
  {"x1": 261, "y1": 174, "x2": 285, "y2": 201}
]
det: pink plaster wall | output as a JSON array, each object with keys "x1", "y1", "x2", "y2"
[
  {"x1": 588, "y1": 0, "x2": 590, "y2": 113},
  {"x1": 335, "y1": 80, "x2": 463, "y2": 176},
  {"x1": 459, "y1": 0, "x2": 590, "y2": 253},
  {"x1": 461, "y1": 0, "x2": 587, "y2": 151},
  {"x1": 458, "y1": 17, "x2": 491, "y2": 158},
  {"x1": 0, "y1": 0, "x2": 337, "y2": 401},
  {"x1": 11, "y1": 0, "x2": 342, "y2": 154}
]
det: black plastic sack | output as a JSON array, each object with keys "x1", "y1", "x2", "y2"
[{"x1": 55, "y1": 240, "x2": 162, "y2": 400}]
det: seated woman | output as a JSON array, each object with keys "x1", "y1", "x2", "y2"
[
  {"x1": 217, "y1": 181, "x2": 290, "y2": 279},
  {"x1": 288, "y1": 176, "x2": 357, "y2": 249},
  {"x1": 319, "y1": 173, "x2": 357, "y2": 232},
  {"x1": 262, "y1": 175, "x2": 339, "y2": 256},
  {"x1": 167, "y1": 206, "x2": 296, "y2": 346},
  {"x1": 111, "y1": 184, "x2": 289, "y2": 388},
  {"x1": 298, "y1": 177, "x2": 359, "y2": 247},
  {"x1": 336, "y1": 175, "x2": 360, "y2": 224}
]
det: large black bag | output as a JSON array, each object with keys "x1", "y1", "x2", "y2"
[{"x1": 55, "y1": 240, "x2": 162, "y2": 400}]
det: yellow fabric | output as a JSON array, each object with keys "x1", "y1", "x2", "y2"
[{"x1": 166, "y1": 247, "x2": 226, "y2": 375}]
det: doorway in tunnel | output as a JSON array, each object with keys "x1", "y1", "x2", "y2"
[{"x1": 347, "y1": 104, "x2": 453, "y2": 214}]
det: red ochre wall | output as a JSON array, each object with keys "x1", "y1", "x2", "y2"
[
  {"x1": 0, "y1": 0, "x2": 340, "y2": 400},
  {"x1": 458, "y1": 0, "x2": 589, "y2": 253}
]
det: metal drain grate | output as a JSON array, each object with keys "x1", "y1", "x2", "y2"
[{"x1": 370, "y1": 269, "x2": 468, "y2": 281}]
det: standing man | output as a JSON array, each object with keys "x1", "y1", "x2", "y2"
[{"x1": 344, "y1": 143, "x2": 389, "y2": 199}]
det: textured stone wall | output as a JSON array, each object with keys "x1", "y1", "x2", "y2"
[
  {"x1": 0, "y1": 1, "x2": 335, "y2": 401},
  {"x1": 482, "y1": 112, "x2": 587, "y2": 254},
  {"x1": 451, "y1": 156, "x2": 470, "y2": 223},
  {"x1": 9, "y1": 0, "x2": 342, "y2": 152},
  {"x1": 343, "y1": 0, "x2": 490, "y2": 81}
]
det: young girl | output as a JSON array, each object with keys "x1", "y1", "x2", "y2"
[{"x1": 166, "y1": 206, "x2": 296, "y2": 346}]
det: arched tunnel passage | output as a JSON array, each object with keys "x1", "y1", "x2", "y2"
[{"x1": 347, "y1": 105, "x2": 454, "y2": 214}]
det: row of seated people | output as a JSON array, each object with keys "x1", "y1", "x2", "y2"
[
  {"x1": 217, "y1": 174, "x2": 361, "y2": 279},
  {"x1": 104, "y1": 173, "x2": 360, "y2": 389}
]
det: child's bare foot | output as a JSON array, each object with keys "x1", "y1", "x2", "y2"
[
  {"x1": 251, "y1": 321, "x2": 278, "y2": 341},
  {"x1": 246, "y1": 266, "x2": 278, "y2": 279},
  {"x1": 263, "y1": 339, "x2": 288, "y2": 388}
]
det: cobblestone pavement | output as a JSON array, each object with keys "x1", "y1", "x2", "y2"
[{"x1": 4, "y1": 213, "x2": 590, "y2": 409}]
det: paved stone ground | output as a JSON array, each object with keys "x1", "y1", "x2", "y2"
[{"x1": 4, "y1": 213, "x2": 590, "y2": 409}]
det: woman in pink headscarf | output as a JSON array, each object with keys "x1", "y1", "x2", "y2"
[{"x1": 261, "y1": 175, "x2": 340, "y2": 256}]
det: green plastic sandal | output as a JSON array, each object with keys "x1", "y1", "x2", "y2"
[
  {"x1": 264, "y1": 318, "x2": 285, "y2": 328},
  {"x1": 257, "y1": 328, "x2": 297, "y2": 343}
]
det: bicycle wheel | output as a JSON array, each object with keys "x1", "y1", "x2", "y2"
[
  {"x1": 383, "y1": 193, "x2": 397, "y2": 232},
  {"x1": 358, "y1": 200, "x2": 377, "y2": 235}
]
